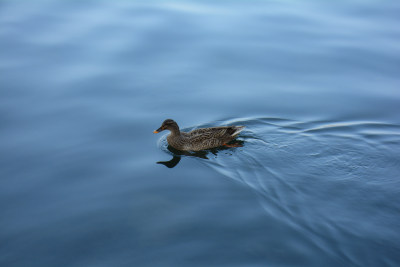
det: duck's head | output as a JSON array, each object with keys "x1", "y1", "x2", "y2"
[{"x1": 153, "y1": 119, "x2": 179, "y2": 133}]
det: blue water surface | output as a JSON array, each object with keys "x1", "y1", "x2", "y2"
[{"x1": 1, "y1": 1, "x2": 400, "y2": 266}]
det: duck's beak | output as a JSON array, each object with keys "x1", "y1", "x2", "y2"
[{"x1": 153, "y1": 126, "x2": 164, "y2": 134}]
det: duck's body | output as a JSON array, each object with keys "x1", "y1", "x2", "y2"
[{"x1": 154, "y1": 119, "x2": 245, "y2": 151}]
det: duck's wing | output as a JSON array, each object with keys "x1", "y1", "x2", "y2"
[
  {"x1": 183, "y1": 126, "x2": 245, "y2": 151},
  {"x1": 189, "y1": 126, "x2": 245, "y2": 138},
  {"x1": 188, "y1": 127, "x2": 228, "y2": 138}
]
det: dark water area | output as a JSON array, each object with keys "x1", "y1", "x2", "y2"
[{"x1": 1, "y1": 1, "x2": 400, "y2": 266}]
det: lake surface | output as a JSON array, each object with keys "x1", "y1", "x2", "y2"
[{"x1": 1, "y1": 1, "x2": 400, "y2": 266}]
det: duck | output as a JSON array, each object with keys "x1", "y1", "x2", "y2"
[{"x1": 153, "y1": 119, "x2": 245, "y2": 151}]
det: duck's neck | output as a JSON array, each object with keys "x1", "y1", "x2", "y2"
[{"x1": 169, "y1": 126, "x2": 181, "y2": 136}]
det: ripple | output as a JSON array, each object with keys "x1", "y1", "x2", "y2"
[{"x1": 157, "y1": 117, "x2": 400, "y2": 262}]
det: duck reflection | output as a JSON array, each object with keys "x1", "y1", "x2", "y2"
[{"x1": 157, "y1": 140, "x2": 244, "y2": 168}]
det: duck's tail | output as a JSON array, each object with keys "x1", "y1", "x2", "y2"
[{"x1": 231, "y1": 126, "x2": 245, "y2": 137}]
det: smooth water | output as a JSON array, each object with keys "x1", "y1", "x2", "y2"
[{"x1": 1, "y1": 1, "x2": 400, "y2": 266}]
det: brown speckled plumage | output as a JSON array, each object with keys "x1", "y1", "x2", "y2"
[{"x1": 154, "y1": 119, "x2": 245, "y2": 151}]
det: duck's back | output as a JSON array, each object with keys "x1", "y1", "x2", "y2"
[{"x1": 189, "y1": 126, "x2": 243, "y2": 138}]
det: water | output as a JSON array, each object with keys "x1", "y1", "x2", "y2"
[{"x1": 1, "y1": 1, "x2": 400, "y2": 266}]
